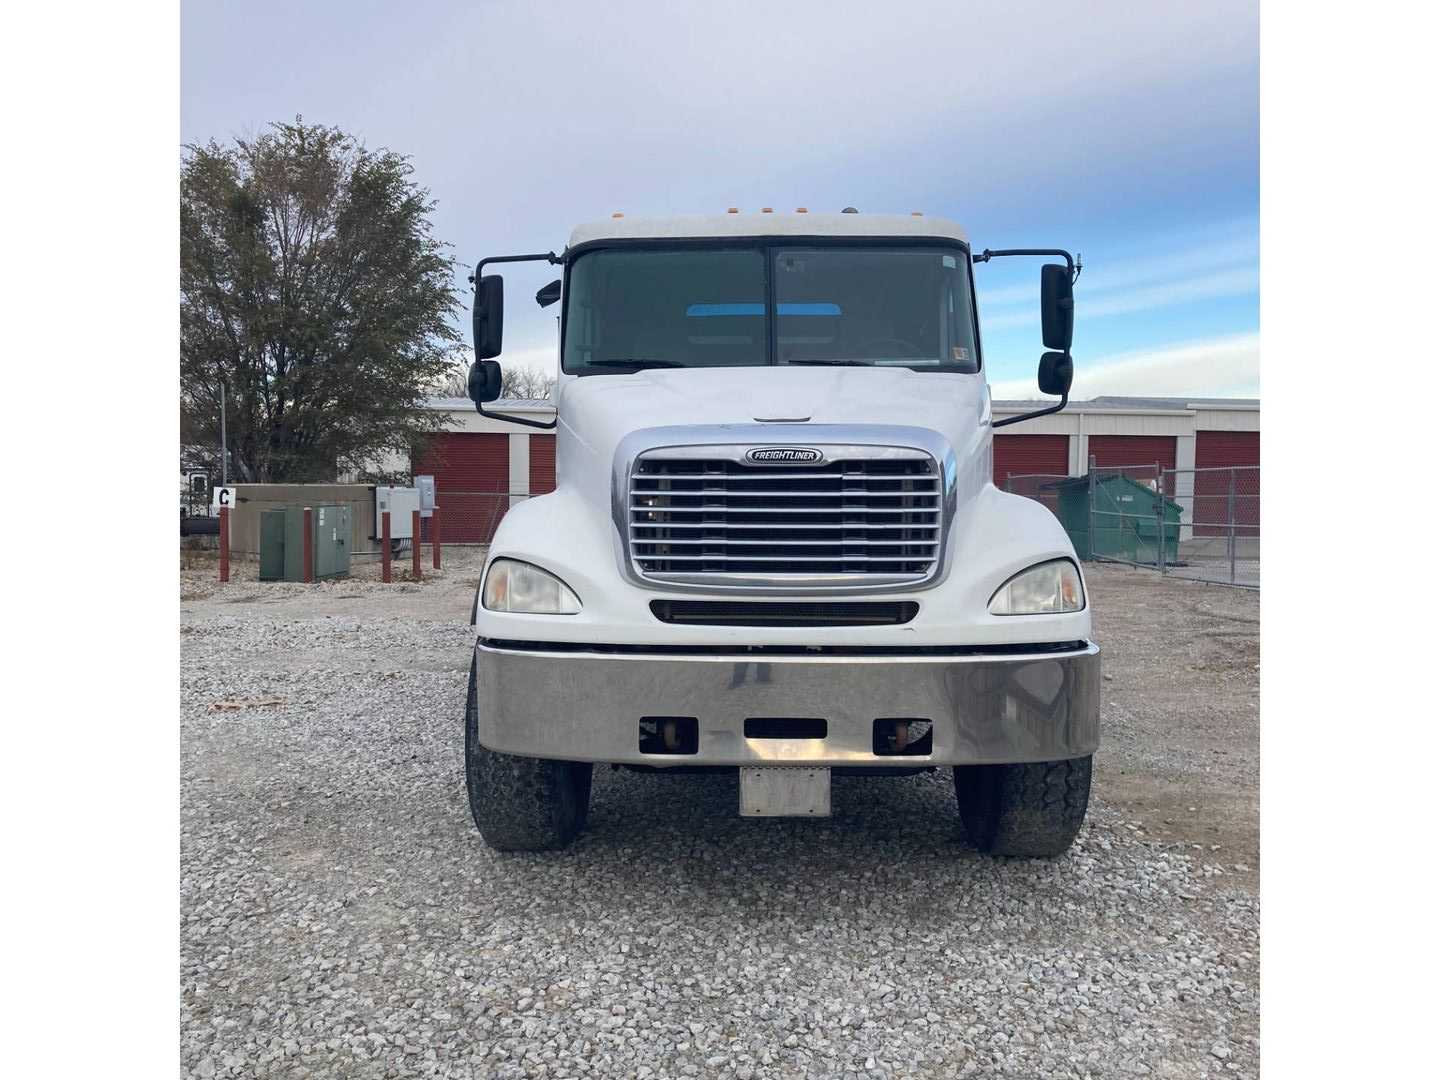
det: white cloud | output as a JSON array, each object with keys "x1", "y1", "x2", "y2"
[
  {"x1": 978, "y1": 224, "x2": 1259, "y2": 330},
  {"x1": 490, "y1": 344, "x2": 558, "y2": 378},
  {"x1": 989, "y1": 333, "x2": 1259, "y2": 400},
  {"x1": 982, "y1": 266, "x2": 1258, "y2": 330},
  {"x1": 978, "y1": 226, "x2": 1258, "y2": 312}
]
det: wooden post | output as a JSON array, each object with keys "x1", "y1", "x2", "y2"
[
  {"x1": 432, "y1": 507, "x2": 441, "y2": 570},
  {"x1": 302, "y1": 507, "x2": 314, "y2": 583},
  {"x1": 381, "y1": 511, "x2": 392, "y2": 583},
  {"x1": 218, "y1": 505, "x2": 230, "y2": 583},
  {"x1": 412, "y1": 509, "x2": 422, "y2": 581}
]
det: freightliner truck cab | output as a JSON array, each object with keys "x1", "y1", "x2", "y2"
[{"x1": 463, "y1": 211, "x2": 1099, "y2": 856}]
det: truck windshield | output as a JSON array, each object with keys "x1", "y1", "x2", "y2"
[{"x1": 562, "y1": 245, "x2": 980, "y2": 374}]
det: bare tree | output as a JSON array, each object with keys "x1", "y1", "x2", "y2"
[
  {"x1": 500, "y1": 365, "x2": 557, "y2": 400},
  {"x1": 434, "y1": 360, "x2": 556, "y2": 401}
]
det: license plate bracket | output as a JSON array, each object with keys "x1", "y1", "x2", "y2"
[{"x1": 739, "y1": 766, "x2": 832, "y2": 817}]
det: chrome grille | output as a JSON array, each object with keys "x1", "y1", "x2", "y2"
[{"x1": 628, "y1": 450, "x2": 943, "y2": 586}]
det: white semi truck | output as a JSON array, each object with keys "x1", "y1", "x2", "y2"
[{"x1": 462, "y1": 211, "x2": 1098, "y2": 856}]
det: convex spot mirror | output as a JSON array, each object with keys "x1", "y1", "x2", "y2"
[
  {"x1": 1038, "y1": 351, "x2": 1073, "y2": 397},
  {"x1": 535, "y1": 279, "x2": 561, "y2": 308},
  {"x1": 468, "y1": 360, "x2": 502, "y2": 404},
  {"x1": 1040, "y1": 264, "x2": 1074, "y2": 352},
  {"x1": 473, "y1": 275, "x2": 504, "y2": 360}
]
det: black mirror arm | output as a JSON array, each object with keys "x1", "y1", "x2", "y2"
[
  {"x1": 992, "y1": 387, "x2": 1069, "y2": 429},
  {"x1": 465, "y1": 250, "x2": 562, "y2": 286},
  {"x1": 476, "y1": 401, "x2": 558, "y2": 430},
  {"x1": 469, "y1": 250, "x2": 563, "y2": 427},
  {"x1": 975, "y1": 246, "x2": 1079, "y2": 428},
  {"x1": 973, "y1": 248, "x2": 1082, "y2": 283}
]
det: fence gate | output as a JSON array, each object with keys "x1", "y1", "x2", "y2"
[{"x1": 1162, "y1": 464, "x2": 1260, "y2": 587}]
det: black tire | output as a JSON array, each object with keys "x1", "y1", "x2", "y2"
[
  {"x1": 464, "y1": 657, "x2": 592, "y2": 851},
  {"x1": 954, "y1": 756, "x2": 1092, "y2": 857}
]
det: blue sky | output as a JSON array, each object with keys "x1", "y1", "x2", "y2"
[{"x1": 182, "y1": 0, "x2": 1258, "y2": 399}]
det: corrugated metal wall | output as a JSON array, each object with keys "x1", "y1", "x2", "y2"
[
  {"x1": 993, "y1": 434, "x2": 1069, "y2": 486},
  {"x1": 413, "y1": 433, "x2": 511, "y2": 542},
  {"x1": 1194, "y1": 431, "x2": 1260, "y2": 537},
  {"x1": 1087, "y1": 435, "x2": 1177, "y2": 472},
  {"x1": 528, "y1": 435, "x2": 557, "y2": 495},
  {"x1": 1196, "y1": 431, "x2": 1259, "y2": 470}
]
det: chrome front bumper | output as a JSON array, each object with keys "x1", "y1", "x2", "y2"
[{"x1": 474, "y1": 640, "x2": 1100, "y2": 767}]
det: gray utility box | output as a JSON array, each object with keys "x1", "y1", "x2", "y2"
[
  {"x1": 258, "y1": 505, "x2": 352, "y2": 582},
  {"x1": 374, "y1": 486, "x2": 420, "y2": 540}
]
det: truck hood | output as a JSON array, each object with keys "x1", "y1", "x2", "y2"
[{"x1": 555, "y1": 365, "x2": 991, "y2": 465}]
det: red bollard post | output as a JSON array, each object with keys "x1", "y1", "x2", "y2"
[
  {"x1": 218, "y1": 505, "x2": 230, "y2": 583},
  {"x1": 412, "y1": 509, "x2": 422, "y2": 581},
  {"x1": 302, "y1": 506, "x2": 314, "y2": 584},
  {"x1": 432, "y1": 506, "x2": 441, "y2": 570},
  {"x1": 381, "y1": 511, "x2": 392, "y2": 583}
]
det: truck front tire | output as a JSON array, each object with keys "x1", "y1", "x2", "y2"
[
  {"x1": 464, "y1": 657, "x2": 592, "y2": 851},
  {"x1": 954, "y1": 756, "x2": 1092, "y2": 857}
]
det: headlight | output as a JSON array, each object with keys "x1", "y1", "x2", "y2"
[
  {"x1": 988, "y1": 559, "x2": 1084, "y2": 616},
  {"x1": 482, "y1": 559, "x2": 582, "y2": 614}
]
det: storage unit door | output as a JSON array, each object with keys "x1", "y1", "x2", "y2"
[
  {"x1": 529, "y1": 434, "x2": 557, "y2": 495},
  {"x1": 412, "y1": 433, "x2": 511, "y2": 543},
  {"x1": 1194, "y1": 431, "x2": 1259, "y2": 537},
  {"x1": 993, "y1": 434, "x2": 1070, "y2": 488},
  {"x1": 1087, "y1": 435, "x2": 1177, "y2": 473}
]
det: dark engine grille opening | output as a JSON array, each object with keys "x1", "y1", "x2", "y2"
[
  {"x1": 744, "y1": 717, "x2": 828, "y2": 740},
  {"x1": 872, "y1": 718, "x2": 934, "y2": 757},
  {"x1": 629, "y1": 453, "x2": 942, "y2": 581},
  {"x1": 650, "y1": 600, "x2": 919, "y2": 627}
]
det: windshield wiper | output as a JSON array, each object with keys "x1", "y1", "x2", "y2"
[
  {"x1": 783, "y1": 359, "x2": 875, "y2": 366},
  {"x1": 586, "y1": 358, "x2": 683, "y2": 369}
]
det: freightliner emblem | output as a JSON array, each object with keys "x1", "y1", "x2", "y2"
[{"x1": 745, "y1": 447, "x2": 824, "y2": 465}]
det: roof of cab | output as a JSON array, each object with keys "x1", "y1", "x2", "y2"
[{"x1": 567, "y1": 212, "x2": 968, "y2": 250}]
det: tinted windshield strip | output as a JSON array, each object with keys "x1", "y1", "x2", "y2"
[
  {"x1": 685, "y1": 302, "x2": 842, "y2": 317},
  {"x1": 560, "y1": 240, "x2": 979, "y2": 375}
]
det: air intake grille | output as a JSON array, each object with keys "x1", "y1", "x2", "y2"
[
  {"x1": 628, "y1": 452, "x2": 942, "y2": 585},
  {"x1": 651, "y1": 600, "x2": 919, "y2": 627}
]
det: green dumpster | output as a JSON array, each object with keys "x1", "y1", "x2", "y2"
[{"x1": 1048, "y1": 474, "x2": 1182, "y2": 564}]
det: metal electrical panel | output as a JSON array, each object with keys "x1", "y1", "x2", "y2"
[
  {"x1": 375, "y1": 486, "x2": 420, "y2": 539},
  {"x1": 268, "y1": 505, "x2": 352, "y2": 582},
  {"x1": 259, "y1": 511, "x2": 286, "y2": 581},
  {"x1": 416, "y1": 475, "x2": 436, "y2": 518},
  {"x1": 313, "y1": 505, "x2": 351, "y2": 579}
]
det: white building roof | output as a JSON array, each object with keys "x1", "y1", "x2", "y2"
[{"x1": 568, "y1": 211, "x2": 968, "y2": 249}]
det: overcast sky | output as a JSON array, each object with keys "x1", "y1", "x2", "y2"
[{"x1": 182, "y1": 0, "x2": 1258, "y2": 399}]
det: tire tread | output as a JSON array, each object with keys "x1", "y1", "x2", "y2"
[
  {"x1": 954, "y1": 756, "x2": 1091, "y2": 857},
  {"x1": 464, "y1": 658, "x2": 591, "y2": 851}
]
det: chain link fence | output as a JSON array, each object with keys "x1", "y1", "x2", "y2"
[
  {"x1": 1165, "y1": 465, "x2": 1259, "y2": 587},
  {"x1": 415, "y1": 487, "x2": 527, "y2": 546},
  {"x1": 1004, "y1": 462, "x2": 1259, "y2": 588}
]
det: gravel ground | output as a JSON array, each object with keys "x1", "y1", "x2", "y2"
[{"x1": 181, "y1": 553, "x2": 1259, "y2": 1079}]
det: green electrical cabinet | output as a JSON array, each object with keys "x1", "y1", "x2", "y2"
[
  {"x1": 312, "y1": 505, "x2": 352, "y2": 579},
  {"x1": 1050, "y1": 475, "x2": 1182, "y2": 565},
  {"x1": 259, "y1": 511, "x2": 287, "y2": 581},
  {"x1": 259, "y1": 505, "x2": 352, "y2": 582}
]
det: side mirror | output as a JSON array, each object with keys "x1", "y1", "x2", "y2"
[
  {"x1": 467, "y1": 359, "x2": 503, "y2": 404},
  {"x1": 1038, "y1": 351, "x2": 1073, "y2": 397},
  {"x1": 473, "y1": 275, "x2": 504, "y2": 360},
  {"x1": 1040, "y1": 264, "x2": 1074, "y2": 351},
  {"x1": 535, "y1": 279, "x2": 562, "y2": 308}
]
